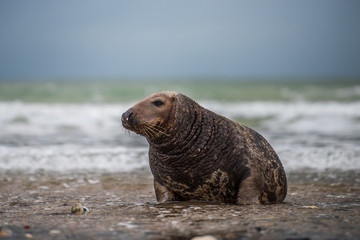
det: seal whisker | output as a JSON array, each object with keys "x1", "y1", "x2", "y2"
[
  {"x1": 121, "y1": 124, "x2": 130, "y2": 135},
  {"x1": 145, "y1": 123, "x2": 170, "y2": 137},
  {"x1": 145, "y1": 125, "x2": 157, "y2": 138},
  {"x1": 135, "y1": 126, "x2": 143, "y2": 136},
  {"x1": 150, "y1": 123, "x2": 168, "y2": 132},
  {"x1": 147, "y1": 125, "x2": 168, "y2": 137},
  {"x1": 143, "y1": 126, "x2": 153, "y2": 138},
  {"x1": 143, "y1": 124, "x2": 158, "y2": 138},
  {"x1": 144, "y1": 127, "x2": 154, "y2": 137},
  {"x1": 139, "y1": 125, "x2": 149, "y2": 137}
]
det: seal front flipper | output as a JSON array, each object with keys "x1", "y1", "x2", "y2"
[
  {"x1": 236, "y1": 170, "x2": 262, "y2": 205},
  {"x1": 154, "y1": 179, "x2": 181, "y2": 202}
]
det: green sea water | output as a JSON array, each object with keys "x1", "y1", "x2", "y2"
[
  {"x1": 0, "y1": 80, "x2": 359, "y2": 103},
  {"x1": 1, "y1": 79, "x2": 360, "y2": 173}
]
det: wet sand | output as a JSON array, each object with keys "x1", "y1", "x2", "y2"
[{"x1": 1, "y1": 170, "x2": 359, "y2": 240}]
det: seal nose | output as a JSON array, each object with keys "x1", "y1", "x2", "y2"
[{"x1": 122, "y1": 110, "x2": 133, "y2": 123}]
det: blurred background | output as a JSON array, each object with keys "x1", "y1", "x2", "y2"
[{"x1": 0, "y1": 1, "x2": 359, "y2": 176}]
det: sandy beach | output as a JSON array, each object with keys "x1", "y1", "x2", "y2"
[
  {"x1": 1, "y1": 170, "x2": 359, "y2": 240},
  {"x1": 1, "y1": 1, "x2": 360, "y2": 238}
]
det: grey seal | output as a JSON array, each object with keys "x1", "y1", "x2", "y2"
[{"x1": 122, "y1": 91, "x2": 287, "y2": 204}]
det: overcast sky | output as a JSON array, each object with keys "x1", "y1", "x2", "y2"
[{"x1": 0, "y1": 0, "x2": 359, "y2": 81}]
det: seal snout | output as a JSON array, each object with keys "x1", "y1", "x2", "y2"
[
  {"x1": 122, "y1": 109, "x2": 135, "y2": 128},
  {"x1": 122, "y1": 110, "x2": 133, "y2": 122}
]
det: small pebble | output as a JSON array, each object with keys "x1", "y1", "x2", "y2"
[
  {"x1": 71, "y1": 203, "x2": 90, "y2": 214},
  {"x1": 302, "y1": 206, "x2": 319, "y2": 209},
  {"x1": 0, "y1": 227, "x2": 12, "y2": 237},
  {"x1": 173, "y1": 205, "x2": 183, "y2": 209},
  {"x1": 49, "y1": 229, "x2": 61, "y2": 235},
  {"x1": 191, "y1": 235, "x2": 217, "y2": 240},
  {"x1": 25, "y1": 233, "x2": 33, "y2": 239}
]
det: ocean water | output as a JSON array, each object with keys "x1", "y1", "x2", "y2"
[{"x1": 0, "y1": 81, "x2": 359, "y2": 174}]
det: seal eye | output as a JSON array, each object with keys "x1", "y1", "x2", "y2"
[{"x1": 152, "y1": 100, "x2": 164, "y2": 107}]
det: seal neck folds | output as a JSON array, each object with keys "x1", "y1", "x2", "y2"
[{"x1": 149, "y1": 94, "x2": 229, "y2": 168}]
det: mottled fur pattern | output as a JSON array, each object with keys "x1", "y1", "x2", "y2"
[{"x1": 122, "y1": 92, "x2": 287, "y2": 204}]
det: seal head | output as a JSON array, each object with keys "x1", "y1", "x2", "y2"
[
  {"x1": 122, "y1": 91, "x2": 287, "y2": 204},
  {"x1": 122, "y1": 91, "x2": 178, "y2": 140}
]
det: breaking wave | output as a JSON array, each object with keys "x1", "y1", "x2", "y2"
[{"x1": 0, "y1": 100, "x2": 359, "y2": 173}]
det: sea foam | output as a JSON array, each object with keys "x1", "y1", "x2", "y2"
[{"x1": 0, "y1": 101, "x2": 359, "y2": 173}]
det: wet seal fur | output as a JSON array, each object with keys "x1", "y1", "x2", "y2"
[{"x1": 122, "y1": 91, "x2": 287, "y2": 204}]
